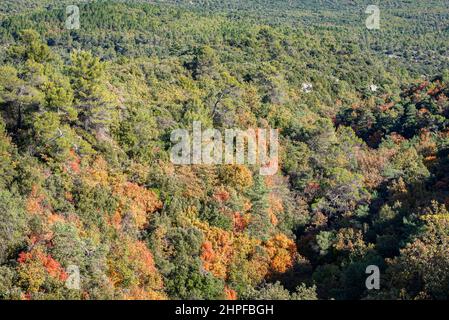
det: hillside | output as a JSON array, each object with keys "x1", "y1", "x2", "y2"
[{"x1": 1, "y1": 0, "x2": 449, "y2": 300}]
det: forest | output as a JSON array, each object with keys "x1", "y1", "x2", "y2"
[{"x1": 1, "y1": 0, "x2": 449, "y2": 300}]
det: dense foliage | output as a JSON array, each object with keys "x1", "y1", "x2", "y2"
[{"x1": 1, "y1": 0, "x2": 449, "y2": 300}]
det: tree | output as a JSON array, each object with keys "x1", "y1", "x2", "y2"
[
  {"x1": 246, "y1": 175, "x2": 272, "y2": 240},
  {"x1": 7, "y1": 30, "x2": 53, "y2": 64},
  {"x1": 69, "y1": 50, "x2": 118, "y2": 136},
  {"x1": 0, "y1": 119, "x2": 15, "y2": 188},
  {"x1": 0, "y1": 65, "x2": 44, "y2": 132},
  {"x1": 16, "y1": 247, "x2": 68, "y2": 297},
  {"x1": 382, "y1": 203, "x2": 449, "y2": 299},
  {"x1": 244, "y1": 281, "x2": 317, "y2": 300},
  {"x1": 0, "y1": 190, "x2": 28, "y2": 264}
]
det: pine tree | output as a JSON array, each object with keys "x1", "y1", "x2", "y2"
[{"x1": 246, "y1": 175, "x2": 273, "y2": 240}]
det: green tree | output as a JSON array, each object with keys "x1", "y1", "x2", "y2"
[{"x1": 0, "y1": 190, "x2": 28, "y2": 264}]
